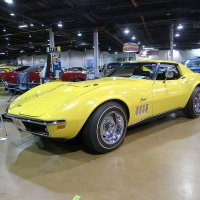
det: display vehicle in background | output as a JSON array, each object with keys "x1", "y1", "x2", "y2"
[
  {"x1": 0, "y1": 65, "x2": 44, "y2": 87},
  {"x1": 5, "y1": 60, "x2": 200, "y2": 153},
  {"x1": 63, "y1": 67, "x2": 87, "y2": 74},
  {"x1": 0, "y1": 67, "x2": 12, "y2": 73},
  {"x1": 182, "y1": 57, "x2": 200, "y2": 73},
  {"x1": 0, "y1": 65, "x2": 87, "y2": 87},
  {"x1": 102, "y1": 62, "x2": 121, "y2": 76},
  {"x1": 62, "y1": 67, "x2": 87, "y2": 81}
]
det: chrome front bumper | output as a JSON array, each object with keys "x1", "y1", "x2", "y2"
[{"x1": 4, "y1": 113, "x2": 66, "y2": 137}]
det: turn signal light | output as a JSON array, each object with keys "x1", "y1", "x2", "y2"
[{"x1": 57, "y1": 125, "x2": 65, "y2": 130}]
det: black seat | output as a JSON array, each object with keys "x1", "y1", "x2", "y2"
[{"x1": 156, "y1": 72, "x2": 166, "y2": 80}]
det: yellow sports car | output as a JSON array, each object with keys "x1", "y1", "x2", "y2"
[{"x1": 5, "y1": 60, "x2": 200, "y2": 153}]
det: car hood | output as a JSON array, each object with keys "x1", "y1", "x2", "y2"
[{"x1": 8, "y1": 77, "x2": 144, "y2": 117}]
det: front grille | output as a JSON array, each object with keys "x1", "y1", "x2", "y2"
[{"x1": 22, "y1": 121, "x2": 49, "y2": 136}]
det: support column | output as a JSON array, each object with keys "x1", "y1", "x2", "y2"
[
  {"x1": 49, "y1": 28, "x2": 55, "y2": 48},
  {"x1": 170, "y1": 22, "x2": 174, "y2": 60},
  {"x1": 93, "y1": 27, "x2": 99, "y2": 78}
]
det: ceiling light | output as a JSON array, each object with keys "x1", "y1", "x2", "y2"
[
  {"x1": 77, "y1": 31, "x2": 82, "y2": 36},
  {"x1": 173, "y1": 44, "x2": 176, "y2": 46},
  {"x1": 177, "y1": 24, "x2": 183, "y2": 29},
  {"x1": 58, "y1": 22, "x2": 63, "y2": 27},
  {"x1": 5, "y1": 0, "x2": 13, "y2": 3},
  {"x1": 132, "y1": 36, "x2": 136, "y2": 40},
  {"x1": 175, "y1": 33, "x2": 180, "y2": 37},
  {"x1": 5, "y1": 37, "x2": 9, "y2": 40},
  {"x1": 30, "y1": 23, "x2": 34, "y2": 26},
  {"x1": 10, "y1": 13, "x2": 15, "y2": 16},
  {"x1": 3, "y1": 28, "x2": 6, "y2": 32},
  {"x1": 29, "y1": 34, "x2": 31, "y2": 38},
  {"x1": 19, "y1": 24, "x2": 28, "y2": 28},
  {"x1": 108, "y1": 47, "x2": 111, "y2": 50},
  {"x1": 124, "y1": 28, "x2": 129, "y2": 34}
]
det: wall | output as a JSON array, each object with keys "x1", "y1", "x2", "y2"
[{"x1": 15, "y1": 48, "x2": 200, "y2": 68}]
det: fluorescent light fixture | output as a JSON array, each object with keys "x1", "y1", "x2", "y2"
[
  {"x1": 177, "y1": 24, "x2": 183, "y2": 29},
  {"x1": 175, "y1": 33, "x2": 180, "y2": 37},
  {"x1": 124, "y1": 28, "x2": 129, "y2": 34},
  {"x1": 5, "y1": 0, "x2": 13, "y2": 3},
  {"x1": 58, "y1": 22, "x2": 63, "y2": 27},
  {"x1": 77, "y1": 31, "x2": 82, "y2": 36},
  {"x1": 10, "y1": 13, "x2": 15, "y2": 16},
  {"x1": 19, "y1": 24, "x2": 28, "y2": 28}
]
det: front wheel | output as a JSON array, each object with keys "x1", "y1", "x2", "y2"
[
  {"x1": 183, "y1": 87, "x2": 200, "y2": 118},
  {"x1": 82, "y1": 101, "x2": 127, "y2": 153}
]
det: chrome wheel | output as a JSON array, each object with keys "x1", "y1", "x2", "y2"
[
  {"x1": 193, "y1": 90, "x2": 200, "y2": 114},
  {"x1": 100, "y1": 111, "x2": 124, "y2": 145}
]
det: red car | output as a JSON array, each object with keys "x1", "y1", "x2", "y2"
[{"x1": 0, "y1": 65, "x2": 87, "y2": 87}]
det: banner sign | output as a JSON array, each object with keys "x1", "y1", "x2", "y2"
[
  {"x1": 123, "y1": 42, "x2": 139, "y2": 52},
  {"x1": 46, "y1": 46, "x2": 61, "y2": 53}
]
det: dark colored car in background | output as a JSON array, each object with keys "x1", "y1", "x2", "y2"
[
  {"x1": 182, "y1": 57, "x2": 200, "y2": 73},
  {"x1": 102, "y1": 62, "x2": 121, "y2": 76}
]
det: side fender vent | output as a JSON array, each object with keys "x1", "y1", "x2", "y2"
[{"x1": 135, "y1": 104, "x2": 149, "y2": 117}]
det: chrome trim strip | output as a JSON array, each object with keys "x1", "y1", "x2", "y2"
[
  {"x1": 4, "y1": 113, "x2": 66, "y2": 125},
  {"x1": 130, "y1": 107, "x2": 181, "y2": 127},
  {"x1": 27, "y1": 129, "x2": 50, "y2": 137}
]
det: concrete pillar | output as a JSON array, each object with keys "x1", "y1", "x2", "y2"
[
  {"x1": 170, "y1": 22, "x2": 174, "y2": 60},
  {"x1": 49, "y1": 28, "x2": 55, "y2": 48},
  {"x1": 93, "y1": 27, "x2": 99, "y2": 78}
]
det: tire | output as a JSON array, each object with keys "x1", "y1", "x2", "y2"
[
  {"x1": 183, "y1": 87, "x2": 200, "y2": 118},
  {"x1": 82, "y1": 101, "x2": 127, "y2": 153},
  {"x1": 74, "y1": 78, "x2": 82, "y2": 82}
]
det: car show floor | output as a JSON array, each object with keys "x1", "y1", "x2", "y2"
[{"x1": 1, "y1": 90, "x2": 200, "y2": 200}]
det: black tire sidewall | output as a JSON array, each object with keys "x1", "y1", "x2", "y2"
[
  {"x1": 192, "y1": 88, "x2": 200, "y2": 116},
  {"x1": 183, "y1": 87, "x2": 200, "y2": 118},
  {"x1": 89, "y1": 102, "x2": 127, "y2": 153}
]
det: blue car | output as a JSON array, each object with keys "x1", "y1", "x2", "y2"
[{"x1": 182, "y1": 57, "x2": 200, "y2": 73}]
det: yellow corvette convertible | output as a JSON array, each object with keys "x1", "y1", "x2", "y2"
[{"x1": 5, "y1": 60, "x2": 200, "y2": 153}]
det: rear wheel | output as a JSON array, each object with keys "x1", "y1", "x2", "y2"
[
  {"x1": 82, "y1": 101, "x2": 127, "y2": 153},
  {"x1": 183, "y1": 87, "x2": 200, "y2": 118}
]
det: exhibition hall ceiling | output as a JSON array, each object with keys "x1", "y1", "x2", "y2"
[{"x1": 0, "y1": 0, "x2": 200, "y2": 59}]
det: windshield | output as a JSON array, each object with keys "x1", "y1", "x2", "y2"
[
  {"x1": 108, "y1": 62, "x2": 158, "y2": 80},
  {"x1": 14, "y1": 66, "x2": 30, "y2": 72},
  {"x1": 24, "y1": 65, "x2": 44, "y2": 72},
  {"x1": 183, "y1": 59, "x2": 200, "y2": 68}
]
